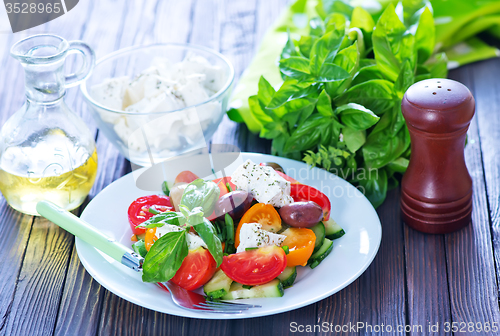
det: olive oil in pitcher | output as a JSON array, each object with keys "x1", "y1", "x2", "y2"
[{"x1": 0, "y1": 34, "x2": 98, "y2": 215}]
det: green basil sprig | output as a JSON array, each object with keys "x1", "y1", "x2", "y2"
[
  {"x1": 193, "y1": 218, "x2": 223, "y2": 267},
  {"x1": 248, "y1": 1, "x2": 447, "y2": 208},
  {"x1": 180, "y1": 179, "x2": 220, "y2": 214},
  {"x1": 140, "y1": 179, "x2": 224, "y2": 281},
  {"x1": 135, "y1": 211, "x2": 184, "y2": 230},
  {"x1": 142, "y1": 230, "x2": 189, "y2": 283}
]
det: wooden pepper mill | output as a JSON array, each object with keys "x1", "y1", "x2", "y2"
[{"x1": 400, "y1": 78, "x2": 475, "y2": 234}]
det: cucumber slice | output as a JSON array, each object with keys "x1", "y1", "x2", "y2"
[
  {"x1": 203, "y1": 269, "x2": 233, "y2": 300},
  {"x1": 277, "y1": 266, "x2": 297, "y2": 288},
  {"x1": 162, "y1": 181, "x2": 175, "y2": 196},
  {"x1": 132, "y1": 240, "x2": 147, "y2": 258},
  {"x1": 221, "y1": 279, "x2": 284, "y2": 300},
  {"x1": 308, "y1": 238, "x2": 333, "y2": 269},
  {"x1": 310, "y1": 222, "x2": 325, "y2": 252},
  {"x1": 323, "y1": 218, "x2": 345, "y2": 240}
]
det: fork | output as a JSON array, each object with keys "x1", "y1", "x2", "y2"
[
  {"x1": 157, "y1": 282, "x2": 260, "y2": 313},
  {"x1": 36, "y1": 201, "x2": 260, "y2": 314}
]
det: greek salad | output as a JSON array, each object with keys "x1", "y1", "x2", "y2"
[{"x1": 128, "y1": 160, "x2": 345, "y2": 300}]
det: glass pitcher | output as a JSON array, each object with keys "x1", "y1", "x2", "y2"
[{"x1": 0, "y1": 34, "x2": 98, "y2": 216}]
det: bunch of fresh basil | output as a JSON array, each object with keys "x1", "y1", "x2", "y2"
[
  {"x1": 248, "y1": 1, "x2": 447, "y2": 207},
  {"x1": 134, "y1": 179, "x2": 223, "y2": 283}
]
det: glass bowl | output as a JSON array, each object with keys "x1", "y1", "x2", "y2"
[{"x1": 80, "y1": 43, "x2": 234, "y2": 166}]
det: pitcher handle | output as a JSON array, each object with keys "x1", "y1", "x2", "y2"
[{"x1": 64, "y1": 40, "x2": 95, "y2": 88}]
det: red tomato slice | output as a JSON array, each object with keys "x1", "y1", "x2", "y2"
[
  {"x1": 128, "y1": 195, "x2": 173, "y2": 235},
  {"x1": 290, "y1": 183, "x2": 331, "y2": 221},
  {"x1": 220, "y1": 246, "x2": 287, "y2": 285},
  {"x1": 213, "y1": 176, "x2": 237, "y2": 197},
  {"x1": 174, "y1": 171, "x2": 199, "y2": 184},
  {"x1": 171, "y1": 247, "x2": 217, "y2": 290}
]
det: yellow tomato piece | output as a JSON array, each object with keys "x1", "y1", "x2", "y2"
[{"x1": 281, "y1": 227, "x2": 316, "y2": 267}]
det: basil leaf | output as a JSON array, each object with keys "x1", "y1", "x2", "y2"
[
  {"x1": 386, "y1": 157, "x2": 409, "y2": 174},
  {"x1": 372, "y1": 4, "x2": 412, "y2": 82},
  {"x1": 362, "y1": 124, "x2": 410, "y2": 169},
  {"x1": 337, "y1": 103, "x2": 380, "y2": 130},
  {"x1": 309, "y1": 29, "x2": 344, "y2": 76},
  {"x1": 342, "y1": 126, "x2": 366, "y2": 153},
  {"x1": 281, "y1": 31, "x2": 299, "y2": 60},
  {"x1": 325, "y1": 41, "x2": 360, "y2": 96},
  {"x1": 317, "y1": 90, "x2": 335, "y2": 117},
  {"x1": 142, "y1": 231, "x2": 188, "y2": 283},
  {"x1": 350, "y1": 7, "x2": 375, "y2": 33},
  {"x1": 180, "y1": 179, "x2": 220, "y2": 214},
  {"x1": 414, "y1": 7, "x2": 434, "y2": 64},
  {"x1": 309, "y1": 17, "x2": 325, "y2": 37},
  {"x1": 267, "y1": 80, "x2": 314, "y2": 109},
  {"x1": 193, "y1": 218, "x2": 223, "y2": 267},
  {"x1": 257, "y1": 76, "x2": 276, "y2": 105},
  {"x1": 335, "y1": 79, "x2": 395, "y2": 115},
  {"x1": 249, "y1": 95, "x2": 273, "y2": 126},
  {"x1": 136, "y1": 211, "x2": 183, "y2": 229},
  {"x1": 185, "y1": 206, "x2": 205, "y2": 226},
  {"x1": 260, "y1": 122, "x2": 287, "y2": 140},
  {"x1": 351, "y1": 65, "x2": 385, "y2": 86},
  {"x1": 357, "y1": 167, "x2": 388, "y2": 208},
  {"x1": 271, "y1": 133, "x2": 288, "y2": 156},
  {"x1": 325, "y1": 13, "x2": 346, "y2": 33},
  {"x1": 299, "y1": 36, "x2": 315, "y2": 58},
  {"x1": 284, "y1": 114, "x2": 331, "y2": 153},
  {"x1": 281, "y1": 97, "x2": 318, "y2": 128},
  {"x1": 317, "y1": 63, "x2": 350, "y2": 82},
  {"x1": 279, "y1": 56, "x2": 312, "y2": 80},
  {"x1": 394, "y1": 59, "x2": 415, "y2": 95},
  {"x1": 427, "y1": 52, "x2": 448, "y2": 78},
  {"x1": 322, "y1": 0, "x2": 353, "y2": 17}
]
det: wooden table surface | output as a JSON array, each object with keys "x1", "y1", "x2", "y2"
[{"x1": 1, "y1": 1, "x2": 500, "y2": 335}]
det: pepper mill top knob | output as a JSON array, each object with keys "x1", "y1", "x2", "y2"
[
  {"x1": 403, "y1": 78, "x2": 475, "y2": 134},
  {"x1": 401, "y1": 78, "x2": 475, "y2": 234}
]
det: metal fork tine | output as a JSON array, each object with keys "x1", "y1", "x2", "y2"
[
  {"x1": 192, "y1": 304, "x2": 247, "y2": 312},
  {"x1": 159, "y1": 281, "x2": 260, "y2": 314},
  {"x1": 208, "y1": 300, "x2": 262, "y2": 308},
  {"x1": 194, "y1": 303, "x2": 249, "y2": 311}
]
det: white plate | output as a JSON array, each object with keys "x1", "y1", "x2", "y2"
[{"x1": 77, "y1": 153, "x2": 382, "y2": 319}]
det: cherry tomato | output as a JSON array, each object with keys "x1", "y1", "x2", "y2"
[
  {"x1": 221, "y1": 246, "x2": 287, "y2": 285},
  {"x1": 174, "y1": 171, "x2": 199, "y2": 184},
  {"x1": 213, "y1": 176, "x2": 237, "y2": 197},
  {"x1": 128, "y1": 195, "x2": 173, "y2": 235},
  {"x1": 290, "y1": 183, "x2": 331, "y2": 221},
  {"x1": 235, "y1": 204, "x2": 282, "y2": 248},
  {"x1": 281, "y1": 227, "x2": 316, "y2": 267},
  {"x1": 171, "y1": 247, "x2": 217, "y2": 290}
]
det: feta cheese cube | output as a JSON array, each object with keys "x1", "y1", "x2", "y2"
[
  {"x1": 155, "y1": 224, "x2": 207, "y2": 250},
  {"x1": 91, "y1": 76, "x2": 128, "y2": 110},
  {"x1": 236, "y1": 223, "x2": 286, "y2": 253},
  {"x1": 231, "y1": 159, "x2": 294, "y2": 207}
]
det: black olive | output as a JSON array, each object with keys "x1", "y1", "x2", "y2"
[
  {"x1": 214, "y1": 190, "x2": 253, "y2": 220},
  {"x1": 261, "y1": 162, "x2": 284, "y2": 173}
]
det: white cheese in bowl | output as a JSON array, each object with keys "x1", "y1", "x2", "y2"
[{"x1": 90, "y1": 55, "x2": 226, "y2": 158}]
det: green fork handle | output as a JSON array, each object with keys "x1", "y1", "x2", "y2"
[{"x1": 36, "y1": 201, "x2": 143, "y2": 271}]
